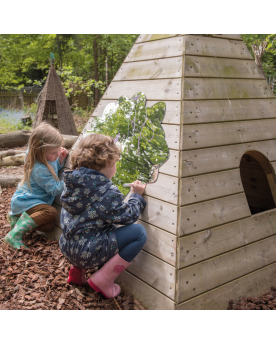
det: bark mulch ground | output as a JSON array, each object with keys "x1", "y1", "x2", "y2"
[
  {"x1": 228, "y1": 288, "x2": 276, "y2": 310},
  {"x1": 0, "y1": 186, "x2": 145, "y2": 310}
]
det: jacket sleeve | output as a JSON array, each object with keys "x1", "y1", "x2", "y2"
[
  {"x1": 32, "y1": 164, "x2": 64, "y2": 197},
  {"x1": 101, "y1": 187, "x2": 147, "y2": 225}
]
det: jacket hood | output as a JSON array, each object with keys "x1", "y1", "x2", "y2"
[{"x1": 61, "y1": 167, "x2": 112, "y2": 214}]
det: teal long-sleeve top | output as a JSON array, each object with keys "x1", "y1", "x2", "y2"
[{"x1": 10, "y1": 157, "x2": 65, "y2": 215}]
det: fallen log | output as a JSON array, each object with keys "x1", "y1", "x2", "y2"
[
  {"x1": 0, "y1": 130, "x2": 78, "y2": 149},
  {"x1": 0, "y1": 174, "x2": 22, "y2": 188},
  {"x1": 0, "y1": 153, "x2": 26, "y2": 167},
  {"x1": 0, "y1": 149, "x2": 26, "y2": 160}
]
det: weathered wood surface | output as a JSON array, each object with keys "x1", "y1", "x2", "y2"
[
  {"x1": 37, "y1": 225, "x2": 62, "y2": 241},
  {"x1": 184, "y1": 35, "x2": 252, "y2": 59},
  {"x1": 180, "y1": 169, "x2": 243, "y2": 206},
  {"x1": 184, "y1": 56, "x2": 264, "y2": 79},
  {"x1": 93, "y1": 100, "x2": 181, "y2": 124},
  {"x1": 179, "y1": 208, "x2": 276, "y2": 269},
  {"x1": 0, "y1": 149, "x2": 25, "y2": 159},
  {"x1": 159, "y1": 149, "x2": 180, "y2": 177},
  {"x1": 179, "y1": 193, "x2": 250, "y2": 236},
  {"x1": 102, "y1": 79, "x2": 181, "y2": 101},
  {"x1": 115, "y1": 57, "x2": 182, "y2": 81},
  {"x1": 54, "y1": 192, "x2": 178, "y2": 234},
  {"x1": 178, "y1": 233, "x2": 276, "y2": 302},
  {"x1": 0, "y1": 153, "x2": 25, "y2": 167},
  {"x1": 182, "y1": 119, "x2": 276, "y2": 150},
  {"x1": 127, "y1": 37, "x2": 185, "y2": 62},
  {"x1": 116, "y1": 271, "x2": 175, "y2": 310},
  {"x1": 184, "y1": 78, "x2": 274, "y2": 100},
  {"x1": 137, "y1": 220, "x2": 177, "y2": 266},
  {"x1": 136, "y1": 34, "x2": 179, "y2": 43},
  {"x1": 144, "y1": 173, "x2": 179, "y2": 205},
  {"x1": 183, "y1": 99, "x2": 276, "y2": 124},
  {"x1": 176, "y1": 262, "x2": 276, "y2": 310},
  {"x1": 181, "y1": 140, "x2": 276, "y2": 177},
  {"x1": 210, "y1": 34, "x2": 242, "y2": 40},
  {"x1": 0, "y1": 174, "x2": 22, "y2": 188},
  {"x1": 0, "y1": 130, "x2": 78, "y2": 149},
  {"x1": 127, "y1": 250, "x2": 175, "y2": 299}
]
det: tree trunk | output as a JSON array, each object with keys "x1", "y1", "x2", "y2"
[
  {"x1": 93, "y1": 36, "x2": 100, "y2": 106},
  {"x1": 0, "y1": 130, "x2": 78, "y2": 149},
  {"x1": 0, "y1": 174, "x2": 22, "y2": 188},
  {"x1": 0, "y1": 153, "x2": 26, "y2": 167}
]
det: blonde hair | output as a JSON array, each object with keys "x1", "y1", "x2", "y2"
[
  {"x1": 19, "y1": 122, "x2": 64, "y2": 188},
  {"x1": 71, "y1": 134, "x2": 121, "y2": 171}
]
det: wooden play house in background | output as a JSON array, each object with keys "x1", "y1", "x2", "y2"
[
  {"x1": 33, "y1": 64, "x2": 78, "y2": 135},
  {"x1": 51, "y1": 34, "x2": 276, "y2": 309}
]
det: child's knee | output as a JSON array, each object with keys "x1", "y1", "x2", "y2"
[{"x1": 136, "y1": 224, "x2": 147, "y2": 244}]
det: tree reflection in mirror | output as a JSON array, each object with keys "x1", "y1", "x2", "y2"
[{"x1": 84, "y1": 92, "x2": 170, "y2": 196}]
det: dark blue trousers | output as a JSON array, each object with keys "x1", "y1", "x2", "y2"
[{"x1": 115, "y1": 223, "x2": 147, "y2": 263}]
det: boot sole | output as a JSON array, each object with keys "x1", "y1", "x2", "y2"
[{"x1": 88, "y1": 280, "x2": 112, "y2": 299}]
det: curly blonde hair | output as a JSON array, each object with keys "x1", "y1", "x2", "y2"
[{"x1": 71, "y1": 134, "x2": 121, "y2": 171}]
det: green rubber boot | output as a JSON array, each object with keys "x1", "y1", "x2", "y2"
[
  {"x1": 7, "y1": 213, "x2": 20, "y2": 230},
  {"x1": 4, "y1": 212, "x2": 37, "y2": 249}
]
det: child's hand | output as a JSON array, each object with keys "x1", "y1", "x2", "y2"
[
  {"x1": 59, "y1": 147, "x2": 69, "y2": 164},
  {"x1": 130, "y1": 180, "x2": 146, "y2": 196}
]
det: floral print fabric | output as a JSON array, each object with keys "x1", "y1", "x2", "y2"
[{"x1": 59, "y1": 167, "x2": 146, "y2": 270}]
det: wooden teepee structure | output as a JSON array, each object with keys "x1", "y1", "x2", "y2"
[{"x1": 33, "y1": 62, "x2": 78, "y2": 135}]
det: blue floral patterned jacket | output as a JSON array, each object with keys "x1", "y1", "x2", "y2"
[{"x1": 59, "y1": 167, "x2": 146, "y2": 269}]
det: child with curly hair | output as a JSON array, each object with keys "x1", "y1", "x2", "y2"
[
  {"x1": 59, "y1": 133, "x2": 147, "y2": 299},
  {"x1": 4, "y1": 122, "x2": 68, "y2": 249}
]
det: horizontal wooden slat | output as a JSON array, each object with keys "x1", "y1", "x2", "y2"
[
  {"x1": 114, "y1": 57, "x2": 182, "y2": 80},
  {"x1": 102, "y1": 79, "x2": 182, "y2": 101},
  {"x1": 179, "y1": 208, "x2": 276, "y2": 269},
  {"x1": 178, "y1": 233, "x2": 276, "y2": 303},
  {"x1": 136, "y1": 34, "x2": 178, "y2": 43},
  {"x1": 159, "y1": 149, "x2": 180, "y2": 177},
  {"x1": 180, "y1": 169, "x2": 243, "y2": 206},
  {"x1": 181, "y1": 140, "x2": 276, "y2": 177},
  {"x1": 182, "y1": 119, "x2": 276, "y2": 150},
  {"x1": 141, "y1": 196, "x2": 178, "y2": 234},
  {"x1": 184, "y1": 35, "x2": 252, "y2": 59},
  {"x1": 137, "y1": 220, "x2": 177, "y2": 266},
  {"x1": 127, "y1": 250, "x2": 175, "y2": 299},
  {"x1": 184, "y1": 78, "x2": 274, "y2": 100},
  {"x1": 184, "y1": 56, "x2": 264, "y2": 79},
  {"x1": 116, "y1": 271, "x2": 175, "y2": 309},
  {"x1": 179, "y1": 193, "x2": 250, "y2": 236},
  {"x1": 210, "y1": 34, "x2": 242, "y2": 40},
  {"x1": 176, "y1": 262, "x2": 276, "y2": 310},
  {"x1": 126, "y1": 37, "x2": 184, "y2": 62},
  {"x1": 93, "y1": 100, "x2": 181, "y2": 125},
  {"x1": 183, "y1": 99, "x2": 276, "y2": 124},
  {"x1": 145, "y1": 173, "x2": 178, "y2": 205}
]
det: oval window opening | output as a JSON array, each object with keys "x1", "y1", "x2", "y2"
[{"x1": 240, "y1": 152, "x2": 276, "y2": 215}]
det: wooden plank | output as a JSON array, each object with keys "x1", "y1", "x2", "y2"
[
  {"x1": 116, "y1": 271, "x2": 175, "y2": 310},
  {"x1": 181, "y1": 140, "x2": 276, "y2": 177},
  {"x1": 102, "y1": 79, "x2": 182, "y2": 101},
  {"x1": 184, "y1": 56, "x2": 264, "y2": 79},
  {"x1": 37, "y1": 225, "x2": 62, "y2": 241},
  {"x1": 179, "y1": 193, "x2": 250, "y2": 236},
  {"x1": 184, "y1": 78, "x2": 274, "y2": 100},
  {"x1": 179, "y1": 208, "x2": 276, "y2": 269},
  {"x1": 93, "y1": 100, "x2": 181, "y2": 125},
  {"x1": 178, "y1": 233, "x2": 276, "y2": 302},
  {"x1": 184, "y1": 35, "x2": 253, "y2": 59},
  {"x1": 180, "y1": 169, "x2": 243, "y2": 206},
  {"x1": 136, "y1": 34, "x2": 178, "y2": 43},
  {"x1": 145, "y1": 173, "x2": 179, "y2": 205},
  {"x1": 114, "y1": 57, "x2": 182, "y2": 80},
  {"x1": 137, "y1": 220, "x2": 177, "y2": 266},
  {"x1": 176, "y1": 262, "x2": 276, "y2": 310},
  {"x1": 126, "y1": 37, "x2": 185, "y2": 62},
  {"x1": 183, "y1": 99, "x2": 276, "y2": 124},
  {"x1": 127, "y1": 250, "x2": 176, "y2": 299},
  {"x1": 159, "y1": 149, "x2": 180, "y2": 177},
  {"x1": 210, "y1": 34, "x2": 243, "y2": 40},
  {"x1": 141, "y1": 196, "x2": 178, "y2": 234},
  {"x1": 182, "y1": 119, "x2": 276, "y2": 150}
]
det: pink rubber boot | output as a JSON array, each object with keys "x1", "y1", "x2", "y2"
[
  {"x1": 67, "y1": 266, "x2": 87, "y2": 285},
  {"x1": 87, "y1": 254, "x2": 131, "y2": 299}
]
